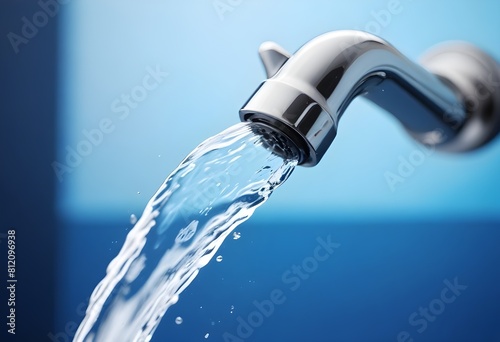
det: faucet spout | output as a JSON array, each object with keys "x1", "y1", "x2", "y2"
[{"x1": 240, "y1": 30, "x2": 500, "y2": 166}]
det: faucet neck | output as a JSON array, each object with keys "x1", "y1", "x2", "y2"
[{"x1": 240, "y1": 30, "x2": 500, "y2": 166}]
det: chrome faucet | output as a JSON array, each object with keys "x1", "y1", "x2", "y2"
[{"x1": 240, "y1": 30, "x2": 500, "y2": 166}]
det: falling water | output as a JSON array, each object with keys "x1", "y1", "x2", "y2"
[{"x1": 74, "y1": 122, "x2": 299, "y2": 342}]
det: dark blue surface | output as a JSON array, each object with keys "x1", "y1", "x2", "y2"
[{"x1": 57, "y1": 217, "x2": 500, "y2": 341}]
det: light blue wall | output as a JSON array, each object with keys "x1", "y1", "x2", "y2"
[{"x1": 58, "y1": 0, "x2": 500, "y2": 222}]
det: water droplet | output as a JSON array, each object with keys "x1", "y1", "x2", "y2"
[
  {"x1": 216, "y1": 255, "x2": 223, "y2": 262},
  {"x1": 158, "y1": 154, "x2": 161, "y2": 158},
  {"x1": 204, "y1": 333, "x2": 209, "y2": 339},
  {"x1": 130, "y1": 214, "x2": 137, "y2": 225},
  {"x1": 232, "y1": 232, "x2": 241, "y2": 240},
  {"x1": 137, "y1": 191, "x2": 141, "y2": 195},
  {"x1": 175, "y1": 316, "x2": 183, "y2": 325}
]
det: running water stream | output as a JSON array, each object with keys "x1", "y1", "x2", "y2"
[{"x1": 74, "y1": 122, "x2": 299, "y2": 342}]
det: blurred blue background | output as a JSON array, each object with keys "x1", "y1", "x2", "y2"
[
  {"x1": 57, "y1": 0, "x2": 500, "y2": 221},
  {"x1": 1, "y1": 0, "x2": 499, "y2": 341}
]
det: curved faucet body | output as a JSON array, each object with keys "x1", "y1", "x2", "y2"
[{"x1": 240, "y1": 30, "x2": 500, "y2": 166}]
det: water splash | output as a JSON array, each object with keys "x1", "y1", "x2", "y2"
[{"x1": 74, "y1": 122, "x2": 298, "y2": 342}]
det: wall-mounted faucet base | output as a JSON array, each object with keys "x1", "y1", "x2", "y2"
[{"x1": 420, "y1": 42, "x2": 500, "y2": 152}]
